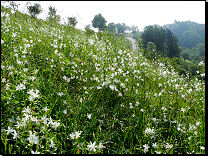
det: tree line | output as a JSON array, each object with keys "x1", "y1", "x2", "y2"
[
  {"x1": 141, "y1": 25, "x2": 181, "y2": 58},
  {"x1": 163, "y1": 20, "x2": 205, "y2": 49}
]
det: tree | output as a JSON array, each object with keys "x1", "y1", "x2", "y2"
[
  {"x1": 107, "y1": 22, "x2": 115, "y2": 33},
  {"x1": 147, "y1": 42, "x2": 157, "y2": 59},
  {"x1": 85, "y1": 24, "x2": 95, "y2": 36},
  {"x1": 27, "y1": 2, "x2": 42, "y2": 18},
  {"x1": 164, "y1": 29, "x2": 180, "y2": 58},
  {"x1": 180, "y1": 51, "x2": 190, "y2": 60},
  {"x1": 92, "y1": 13, "x2": 107, "y2": 31},
  {"x1": 141, "y1": 25, "x2": 155, "y2": 49},
  {"x1": 163, "y1": 21, "x2": 205, "y2": 49},
  {"x1": 67, "y1": 17, "x2": 78, "y2": 27},
  {"x1": 141, "y1": 26, "x2": 180, "y2": 58},
  {"x1": 196, "y1": 43, "x2": 205, "y2": 56},
  {"x1": 46, "y1": 6, "x2": 61, "y2": 24}
]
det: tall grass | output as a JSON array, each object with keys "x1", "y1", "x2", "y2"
[{"x1": 1, "y1": 6, "x2": 205, "y2": 154}]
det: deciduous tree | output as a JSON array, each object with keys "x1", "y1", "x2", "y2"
[
  {"x1": 67, "y1": 17, "x2": 78, "y2": 27},
  {"x1": 92, "y1": 13, "x2": 107, "y2": 31},
  {"x1": 27, "y1": 2, "x2": 42, "y2": 19}
]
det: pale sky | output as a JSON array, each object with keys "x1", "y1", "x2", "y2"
[{"x1": 2, "y1": 1, "x2": 205, "y2": 32}]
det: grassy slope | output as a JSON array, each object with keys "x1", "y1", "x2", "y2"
[{"x1": 1, "y1": 6, "x2": 205, "y2": 154}]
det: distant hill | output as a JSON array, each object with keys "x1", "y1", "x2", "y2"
[{"x1": 162, "y1": 20, "x2": 205, "y2": 49}]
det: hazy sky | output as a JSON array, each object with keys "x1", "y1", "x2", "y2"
[{"x1": 2, "y1": 1, "x2": 205, "y2": 32}]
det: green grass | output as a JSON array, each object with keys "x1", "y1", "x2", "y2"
[{"x1": 1, "y1": 6, "x2": 205, "y2": 154}]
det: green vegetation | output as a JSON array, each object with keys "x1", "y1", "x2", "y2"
[
  {"x1": 1, "y1": 5, "x2": 205, "y2": 154},
  {"x1": 92, "y1": 13, "x2": 107, "y2": 31},
  {"x1": 163, "y1": 20, "x2": 205, "y2": 49},
  {"x1": 130, "y1": 23, "x2": 205, "y2": 81},
  {"x1": 26, "y1": 2, "x2": 42, "y2": 19},
  {"x1": 46, "y1": 6, "x2": 61, "y2": 24}
]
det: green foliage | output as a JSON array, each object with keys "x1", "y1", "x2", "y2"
[
  {"x1": 67, "y1": 17, "x2": 78, "y2": 27},
  {"x1": 147, "y1": 42, "x2": 157, "y2": 59},
  {"x1": 163, "y1": 20, "x2": 205, "y2": 49},
  {"x1": 141, "y1": 25, "x2": 180, "y2": 58},
  {"x1": 180, "y1": 51, "x2": 189, "y2": 60},
  {"x1": 92, "y1": 13, "x2": 107, "y2": 31},
  {"x1": 27, "y1": 2, "x2": 42, "y2": 19},
  {"x1": 1, "y1": 6, "x2": 205, "y2": 154},
  {"x1": 84, "y1": 25, "x2": 95, "y2": 36},
  {"x1": 46, "y1": 6, "x2": 61, "y2": 24}
]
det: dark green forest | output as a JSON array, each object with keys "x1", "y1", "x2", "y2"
[{"x1": 163, "y1": 20, "x2": 205, "y2": 49}]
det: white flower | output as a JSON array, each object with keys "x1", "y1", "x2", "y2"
[
  {"x1": 29, "y1": 76, "x2": 36, "y2": 81},
  {"x1": 15, "y1": 121, "x2": 21, "y2": 129},
  {"x1": 27, "y1": 89, "x2": 40, "y2": 101},
  {"x1": 63, "y1": 75, "x2": 67, "y2": 80},
  {"x1": 87, "y1": 114, "x2": 92, "y2": 119},
  {"x1": 196, "y1": 121, "x2": 201, "y2": 126},
  {"x1": 58, "y1": 92, "x2": 64, "y2": 96},
  {"x1": 70, "y1": 133, "x2": 75, "y2": 140},
  {"x1": 23, "y1": 68, "x2": 29, "y2": 72},
  {"x1": 6, "y1": 126, "x2": 14, "y2": 135},
  {"x1": 17, "y1": 59, "x2": 22, "y2": 65},
  {"x1": 187, "y1": 88, "x2": 192, "y2": 94},
  {"x1": 97, "y1": 142, "x2": 105, "y2": 151},
  {"x1": 1, "y1": 78, "x2": 6, "y2": 83},
  {"x1": 97, "y1": 86, "x2": 102, "y2": 89},
  {"x1": 49, "y1": 138, "x2": 55, "y2": 148},
  {"x1": 143, "y1": 144, "x2": 149, "y2": 149},
  {"x1": 152, "y1": 142, "x2": 158, "y2": 148},
  {"x1": 43, "y1": 106, "x2": 49, "y2": 112},
  {"x1": 164, "y1": 143, "x2": 173, "y2": 149},
  {"x1": 41, "y1": 115, "x2": 48, "y2": 124},
  {"x1": 135, "y1": 101, "x2": 140, "y2": 106},
  {"x1": 1, "y1": 39, "x2": 4, "y2": 44},
  {"x1": 70, "y1": 131, "x2": 82, "y2": 140},
  {"x1": 27, "y1": 131, "x2": 39, "y2": 144},
  {"x1": 51, "y1": 121, "x2": 60, "y2": 130},
  {"x1": 47, "y1": 116, "x2": 53, "y2": 125},
  {"x1": 145, "y1": 127, "x2": 155, "y2": 135},
  {"x1": 31, "y1": 116, "x2": 39, "y2": 124},
  {"x1": 200, "y1": 146, "x2": 205, "y2": 150},
  {"x1": 22, "y1": 106, "x2": 31, "y2": 114},
  {"x1": 63, "y1": 110, "x2": 67, "y2": 114},
  {"x1": 120, "y1": 83, "x2": 125, "y2": 88},
  {"x1": 34, "y1": 69, "x2": 38, "y2": 74},
  {"x1": 86, "y1": 141, "x2": 97, "y2": 152},
  {"x1": 200, "y1": 73, "x2": 205, "y2": 77},
  {"x1": 177, "y1": 127, "x2": 181, "y2": 131},
  {"x1": 31, "y1": 150, "x2": 40, "y2": 154},
  {"x1": 181, "y1": 108, "x2": 186, "y2": 113},
  {"x1": 198, "y1": 61, "x2": 203, "y2": 66},
  {"x1": 12, "y1": 130, "x2": 18, "y2": 139},
  {"x1": 129, "y1": 103, "x2": 133, "y2": 109},
  {"x1": 143, "y1": 144, "x2": 149, "y2": 153},
  {"x1": 175, "y1": 84, "x2": 179, "y2": 89},
  {"x1": 155, "y1": 151, "x2": 161, "y2": 154},
  {"x1": 16, "y1": 83, "x2": 26, "y2": 91}
]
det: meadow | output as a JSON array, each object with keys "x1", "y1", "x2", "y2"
[{"x1": 1, "y1": 7, "x2": 205, "y2": 154}]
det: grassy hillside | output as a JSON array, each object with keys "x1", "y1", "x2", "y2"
[{"x1": 1, "y1": 6, "x2": 205, "y2": 154}]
